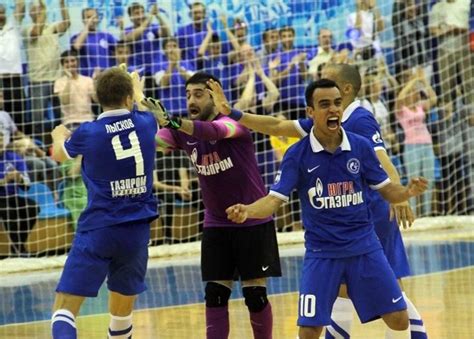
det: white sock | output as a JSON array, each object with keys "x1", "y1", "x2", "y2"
[
  {"x1": 108, "y1": 313, "x2": 133, "y2": 339},
  {"x1": 403, "y1": 292, "x2": 427, "y2": 338},
  {"x1": 325, "y1": 297, "x2": 354, "y2": 338}
]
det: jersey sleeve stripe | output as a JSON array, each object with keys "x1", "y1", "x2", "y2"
[
  {"x1": 294, "y1": 120, "x2": 308, "y2": 137},
  {"x1": 269, "y1": 190, "x2": 290, "y2": 202},
  {"x1": 374, "y1": 146, "x2": 387, "y2": 152},
  {"x1": 369, "y1": 178, "x2": 391, "y2": 190}
]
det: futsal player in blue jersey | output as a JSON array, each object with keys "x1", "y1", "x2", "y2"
[
  {"x1": 226, "y1": 79, "x2": 428, "y2": 339},
  {"x1": 219, "y1": 63, "x2": 428, "y2": 338},
  {"x1": 49, "y1": 67, "x2": 159, "y2": 339}
]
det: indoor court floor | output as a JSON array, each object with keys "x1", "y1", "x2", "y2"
[{"x1": 1, "y1": 230, "x2": 473, "y2": 338}]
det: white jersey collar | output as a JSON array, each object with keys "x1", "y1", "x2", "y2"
[
  {"x1": 97, "y1": 109, "x2": 131, "y2": 120},
  {"x1": 309, "y1": 127, "x2": 351, "y2": 153},
  {"x1": 341, "y1": 99, "x2": 363, "y2": 123}
]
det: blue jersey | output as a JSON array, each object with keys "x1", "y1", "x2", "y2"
[
  {"x1": 64, "y1": 109, "x2": 158, "y2": 232},
  {"x1": 124, "y1": 24, "x2": 163, "y2": 74},
  {"x1": 295, "y1": 100, "x2": 392, "y2": 237},
  {"x1": 71, "y1": 32, "x2": 117, "y2": 76},
  {"x1": 270, "y1": 129, "x2": 389, "y2": 258}
]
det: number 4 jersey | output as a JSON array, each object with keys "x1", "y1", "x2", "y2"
[{"x1": 64, "y1": 109, "x2": 158, "y2": 232}]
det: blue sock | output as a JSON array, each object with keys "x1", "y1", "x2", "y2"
[
  {"x1": 52, "y1": 309, "x2": 77, "y2": 339},
  {"x1": 403, "y1": 292, "x2": 427, "y2": 339}
]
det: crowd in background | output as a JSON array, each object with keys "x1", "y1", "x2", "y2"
[{"x1": 0, "y1": 0, "x2": 472, "y2": 256}]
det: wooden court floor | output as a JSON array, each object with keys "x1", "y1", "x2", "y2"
[{"x1": 1, "y1": 266, "x2": 472, "y2": 339}]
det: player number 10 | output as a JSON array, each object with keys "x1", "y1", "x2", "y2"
[
  {"x1": 299, "y1": 294, "x2": 316, "y2": 317},
  {"x1": 111, "y1": 131, "x2": 144, "y2": 176}
]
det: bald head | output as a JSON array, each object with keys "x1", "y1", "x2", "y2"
[{"x1": 322, "y1": 64, "x2": 362, "y2": 97}]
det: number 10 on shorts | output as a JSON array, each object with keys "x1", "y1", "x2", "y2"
[{"x1": 299, "y1": 294, "x2": 316, "y2": 317}]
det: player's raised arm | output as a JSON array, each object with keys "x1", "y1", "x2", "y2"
[
  {"x1": 377, "y1": 177, "x2": 429, "y2": 208},
  {"x1": 226, "y1": 195, "x2": 284, "y2": 224},
  {"x1": 207, "y1": 79, "x2": 301, "y2": 138},
  {"x1": 51, "y1": 125, "x2": 72, "y2": 163}
]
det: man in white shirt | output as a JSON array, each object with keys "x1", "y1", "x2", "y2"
[
  {"x1": 429, "y1": 0, "x2": 472, "y2": 110},
  {"x1": 308, "y1": 28, "x2": 335, "y2": 80},
  {"x1": 0, "y1": 1, "x2": 26, "y2": 129}
]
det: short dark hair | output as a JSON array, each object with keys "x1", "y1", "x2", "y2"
[
  {"x1": 305, "y1": 79, "x2": 340, "y2": 107},
  {"x1": 127, "y1": 2, "x2": 144, "y2": 16},
  {"x1": 262, "y1": 27, "x2": 276, "y2": 41},
  {"x1": 95, "y1": 67, "x2": 134, "y2": 108},
  {"x1": 60, "y1": 50, "x2": 78, "y2": 65},
  {"x1": 185, "y1": 72, "x2": 222, "y2": 89},
  {"x1": 81, "y1": 7, "x2": 97, "y2": 20},
  {"x1": 279, "y1": 25, "x2": 295, "y2": 36},
  {"x1": 210, "y1": 33, "x2": 220, "y2": 43},
  {"x1": 324, "y1": 63, "x2": 362, "y2": 96},
  {"x1": 162, "y1": 36, "x2": 178, "y2": 49}
]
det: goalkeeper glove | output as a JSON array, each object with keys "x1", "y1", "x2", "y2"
[{"x1": 141, "y1": 97, "x2": 182, "y2": 130}]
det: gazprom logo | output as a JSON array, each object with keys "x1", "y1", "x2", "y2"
[
  {"x1": 347, "y1": 158, "x2": 360, "y2": 174},
  {"x1": 316, "y1": 178, "x2": 323, "y2": 197}
]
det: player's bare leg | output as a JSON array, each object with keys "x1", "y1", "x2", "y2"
[
  {"x1": 299, "y1": 325, "x2": 323, "y2": 339},
  {"x1": 242, "y1": 278, "x2": 272, "y2": 339},
  {"x1": 52, "y1": 292, "x2": 86, "y2": 338},
  {"x1": 106, "y1": 291, "x2": 137, "y2": 338}
]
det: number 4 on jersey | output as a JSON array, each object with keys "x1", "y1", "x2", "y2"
[{"x1": 111, "y1": 131, "x2": 144, "y2": 176}]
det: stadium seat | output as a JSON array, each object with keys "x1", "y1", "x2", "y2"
[{"x1": 19, "y1": 183, "x2": 74, "y2": 254}]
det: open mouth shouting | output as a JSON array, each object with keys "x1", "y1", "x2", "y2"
[{"x1": 326, "y1": 116, "x2": 340, "y2": 131}]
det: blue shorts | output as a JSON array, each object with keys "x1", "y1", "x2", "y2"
[
  {"x1": 56, "y1": 222, "x2": 150, "y2": 297},
  {"x1": 298, "y1": 249, "x2": 407, "y2": 327},
  {"x1": 375, "y1": 218, "x2": 411, "y2": 279}
]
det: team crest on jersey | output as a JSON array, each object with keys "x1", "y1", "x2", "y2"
[
  {"x1": 347, "y1": 158, "x2": 360, "y2": 174},
  {"x1": 372, "y1": 131, "x2": 384, "y2": 144},
  {"x1": 274, "y1": 170, "x2": 282, "y2": 184}
]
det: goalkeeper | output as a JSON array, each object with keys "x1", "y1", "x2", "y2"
[{"x1": 140, "y1": 72, "x2": 281, "y2": 339}]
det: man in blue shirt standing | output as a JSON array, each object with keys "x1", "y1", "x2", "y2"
[
  {"x1": 71, "y1": 8, "x2": 116, "y2": 77},
  {"x1": 219, "y1": 63, "x2": 428, "y2": 339},
  {"x1": 49, "y1": 67, "x2": 158, "y2": 339},
  {"x1": 226, "y1": 79, "x2": 428, "y2": 339}
]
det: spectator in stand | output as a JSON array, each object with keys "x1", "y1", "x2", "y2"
[
  {"x1": 233, "y1": 57, "x2": 280, "y2": 188},
  {"x1": 256, "y1": 27, "x2": 280, "y2": 67},
  {"x1": 176, "y1": 1, "x2": 208, "y2": 67},
  {"x1": 395, "y1": 67, "x2": 437, "y2": 216},
  {"x1": 392, "y1": 0, "x2": 429, "y2": 80},
  {"x1": 21, "y1": 0, "x2": 70, "y2": 144},
  {"x1": 346, "y1": 0, "x2": 385, "y2": 65},
  {"x1": 361, "y1": 59, "x2": 400, "y2": 155},
  {"x1": 429, "y1": 97, "x2": 473, "y2": 215},
  {"x1": 429, "y1": 0, "x2": 473, "y2": 111},
  {"x1": 71, "y1": 7, "x2": 116, "y2": 77},
  {"x1": 54, "y1": 50, "x2": 96, "y2": 130},
  {"x1": 152, "y1": 37, "x2": 194, "y2": 116},
  {"x1": 0, "y1": 130, "x2": 39, "y2": 256},
  {"x1": 225, "y1": 17, "x2": 249, "y2": 63},
  {"x1": 0, "y1": 1, "x2": 26, "y2": 129},
  {"x1": 123, "y1": 3, "x2": 169, "y2": 77},
  {"x1": 269, "y1": 26, "x2": 307, "y2": 120},
  {"x1": 308, "y1": 28, "x2": 335, "y2": 80},
  {"x1": 197, "y1": 19, "x2": 240, "y2": 99},
  {"x1": 0, "y1": 92, "x2": 59, "y2": 191}
]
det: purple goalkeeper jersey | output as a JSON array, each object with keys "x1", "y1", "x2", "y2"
[{"x1": 156, "y1": 114, "x2": 272, "y2": 228}]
